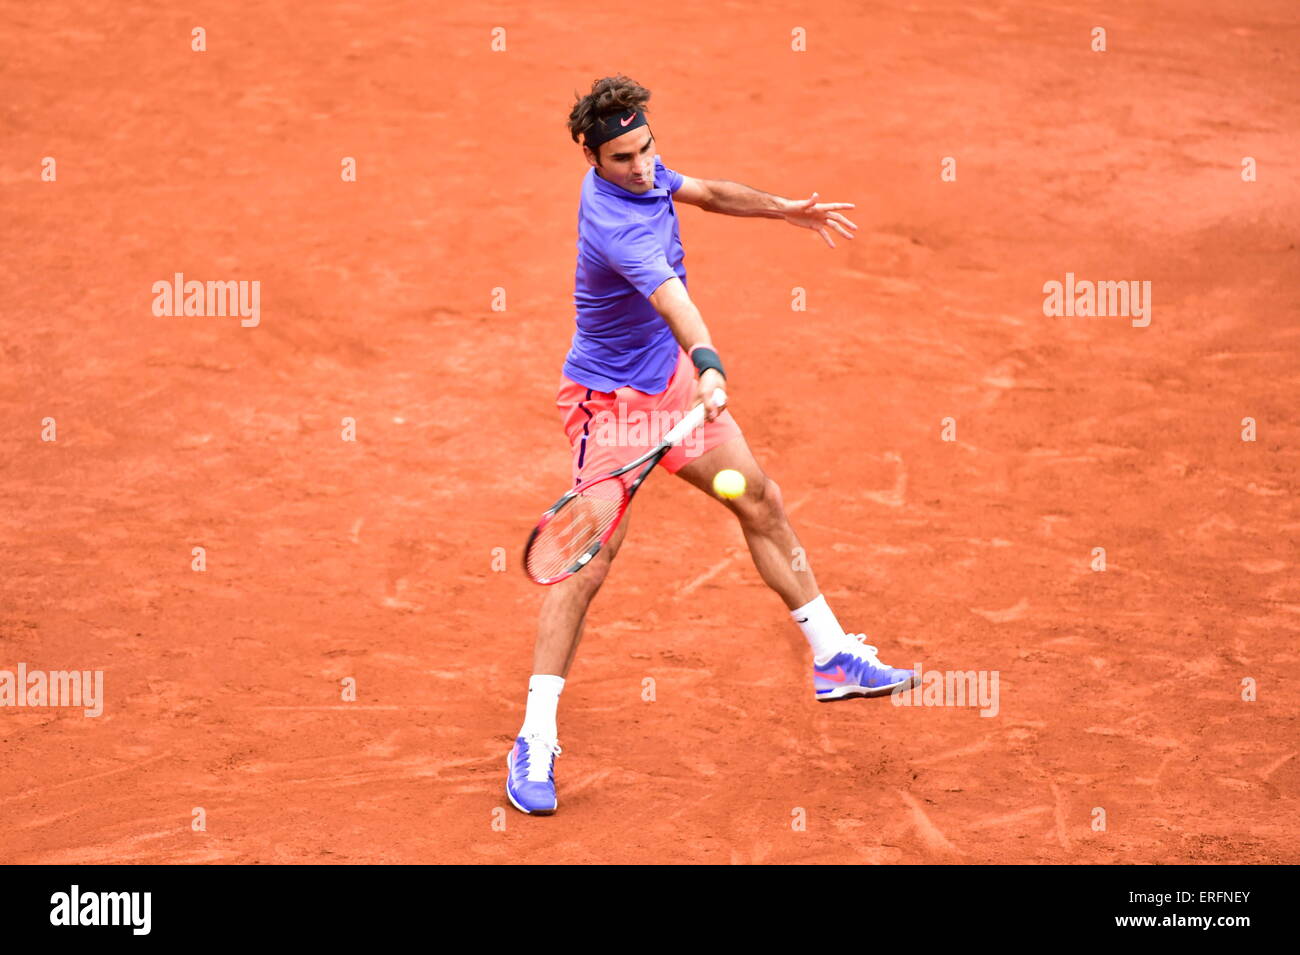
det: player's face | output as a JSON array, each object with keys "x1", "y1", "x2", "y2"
[{"x1": 590, "y1": 127, "x2": 655, "y2": 194}]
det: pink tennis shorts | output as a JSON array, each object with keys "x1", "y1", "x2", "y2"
[{"x1": 557, "y1": 348, "x2": 742, "y2": 487}]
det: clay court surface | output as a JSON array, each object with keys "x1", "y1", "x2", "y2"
[{"x1": 2, "y1": 2, "x2": 1297, "y2": 864}]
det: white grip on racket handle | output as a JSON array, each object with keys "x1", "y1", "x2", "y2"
[{"x1": 663, "y1": 388, "x2": 727, "y2": 446}]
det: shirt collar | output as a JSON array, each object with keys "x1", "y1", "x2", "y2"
[{"x1": 589, "y1": 161, "x2": 669, "y2": 200}]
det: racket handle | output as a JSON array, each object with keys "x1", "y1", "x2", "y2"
[{"x1": 663, "y1": 388, "x2": 727, "y2": 446}]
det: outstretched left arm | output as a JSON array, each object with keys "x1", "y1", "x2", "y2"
[{"x1": 674, "y1": 175, "x2": 858, "y2": 248}]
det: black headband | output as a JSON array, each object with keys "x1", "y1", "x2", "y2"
[{"x1": 582, "y1": 108, "x2": 649, "y2": 152}]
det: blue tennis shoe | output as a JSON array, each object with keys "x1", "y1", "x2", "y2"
[
  {"x1": 506, "y1": 734, "x2": 562, "y2": 815},
  {"x1": 813, "y1": 634, "x2": 917, "y2": 701}
]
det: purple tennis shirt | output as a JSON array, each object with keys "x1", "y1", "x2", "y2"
[{"x1": 562, "y1": 154, "x2": 686, "y2": 394}]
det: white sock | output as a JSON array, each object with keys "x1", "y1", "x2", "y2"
[
  {"x1": 791, "y1": 594, "x2": 851, "y2": 665},
  {"x1": 519, "y1": 674, "x2": 565, "y2": 740}
]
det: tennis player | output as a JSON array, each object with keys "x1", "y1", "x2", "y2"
[{"x1": 506, "y1": 75, "x2": 918, "y2": 815}]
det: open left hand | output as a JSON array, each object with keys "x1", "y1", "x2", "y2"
[{"x1": 782, "y1": 192, "x2": 858, "y2": 248}]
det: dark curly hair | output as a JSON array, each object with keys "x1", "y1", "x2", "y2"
[{"x1": 567, "y1": 74, "x2": 652, "y2": 159}]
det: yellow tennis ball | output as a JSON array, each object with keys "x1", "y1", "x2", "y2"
[{"x1": 712, "y1": 469, "x2": 746, "y2": 499}]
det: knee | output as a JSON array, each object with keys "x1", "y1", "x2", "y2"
[
  {"x1": 734, "y1": 475, "x2": 786, "y2": 531},
  {"x1": 575, "y1": 538, "x2": 621, "y2": 593},
  {"x1": 579, "y1": 554, "x2": 611, "y2": 591},
  {"x1": 553, "y1": 559, "x2": 608, "y2": 609}
]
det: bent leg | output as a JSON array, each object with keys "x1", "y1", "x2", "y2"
[
  {"x1": 673, "y1": 434, "x2": 819, "y2": 610},
  {"x1": 673, "y1": 433, "x2": 919, "y2": 699}
]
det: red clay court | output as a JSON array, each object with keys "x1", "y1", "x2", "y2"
[{"x1": 2, "y1": 2, "x2": 1297, "y2": 864}]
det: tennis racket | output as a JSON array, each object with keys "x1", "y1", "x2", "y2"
[{"x1": 524, "y1": 388, "x2": 726, "y2": 585}]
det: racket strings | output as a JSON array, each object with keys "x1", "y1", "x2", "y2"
[{"x1": 525, "y1": 480, "x2": 626, "y2": 582}]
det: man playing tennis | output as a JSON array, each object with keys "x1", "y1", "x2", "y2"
[{"x1": 506, "y1": 75, "x2": 918, "y2": 815}]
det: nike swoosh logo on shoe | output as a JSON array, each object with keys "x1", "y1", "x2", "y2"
[{"x1": 817, "y1": 666, "x2": 847, "y2": 683}]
